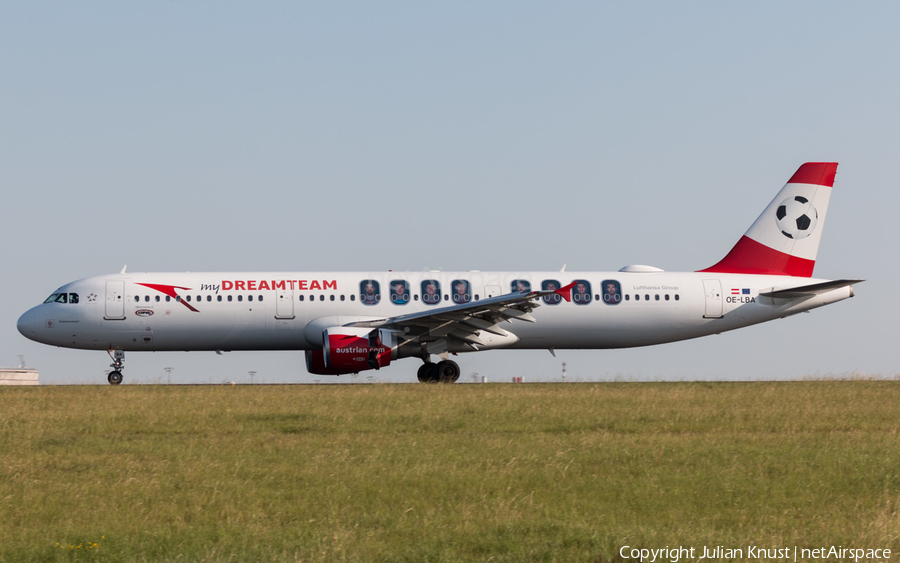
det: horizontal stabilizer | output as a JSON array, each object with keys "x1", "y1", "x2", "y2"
[{"x1": 759, "y1": 279, "x2": 863, "y2": 299}]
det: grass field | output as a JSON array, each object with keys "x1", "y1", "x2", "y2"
[{"x1": 1, "y1": 382, "x2": 898, "y2": 562}]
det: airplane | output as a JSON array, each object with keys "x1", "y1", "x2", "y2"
[{"x1": 17, "y1": 162, "x2": 861, "y2": 385}]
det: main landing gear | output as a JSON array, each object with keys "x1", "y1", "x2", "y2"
[
  {"x1": 417, "y1": 359, "x2": 461, "y2": 384},
  {"x1": 107, "y1": 350, "x2": 125, "y2": 385}
]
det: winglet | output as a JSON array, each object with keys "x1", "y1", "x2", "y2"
[{"x1": 555, "y1": 281, "x2": 577, "y2": 303}]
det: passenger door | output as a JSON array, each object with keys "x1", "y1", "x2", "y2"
[
  {"x1": 702, "y1": 279, "x2": 723, "y2": 319},
  {"x1": 104, "y1": 280, "x2": 125, "y2": 320},
  {"x1": 275, "y1": 281, "x2": 294, "y2": 319}
]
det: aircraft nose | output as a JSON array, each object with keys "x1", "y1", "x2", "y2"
[{"x1": 17, "y1": 308, "x2": 37, "y2": 340}]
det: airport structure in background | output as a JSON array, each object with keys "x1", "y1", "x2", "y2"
[{"x1": 0, "y1": 356, "x2": 39, "y2": 386}]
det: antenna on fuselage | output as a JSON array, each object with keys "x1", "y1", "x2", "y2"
[{"x1": 120, "y1": 265, "x2": 127, "y2": 274}]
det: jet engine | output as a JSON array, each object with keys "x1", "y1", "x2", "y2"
[{"x1": 305, "y1": 327, "x2": 397, "y2": 375}]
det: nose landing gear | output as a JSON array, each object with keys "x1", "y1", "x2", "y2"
[{"x1": 107, "y1": 350, "x2": 125, "y2": 385}]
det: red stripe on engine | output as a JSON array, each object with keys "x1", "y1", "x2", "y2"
[
  {"x1": 787, "y1": 162, "x2": 838, "y2": 187},
  {"x1": 699, "y1": 236, "x2": 815, "y2": 277}
]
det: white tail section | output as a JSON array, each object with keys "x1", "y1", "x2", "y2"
[{"x1": 700, "y1": 162, "x2": 838, "y2": 277}]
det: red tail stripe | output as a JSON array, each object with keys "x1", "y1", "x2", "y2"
[
  {"x1": 787, "y1": 162, "x2": 838, "y2": 187},
  {"x1": 699, "y1": 236, "x2": 815, "y2": 277}
]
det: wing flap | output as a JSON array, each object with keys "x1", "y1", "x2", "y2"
[{"x1": 342, "y1": 287, "x2": 566, "y2": 356}]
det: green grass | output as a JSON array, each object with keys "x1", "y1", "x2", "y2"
[{"x1": 1, "y1": 382, "x2": 898, "y2": 562}]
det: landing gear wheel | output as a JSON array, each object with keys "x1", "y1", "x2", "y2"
[
  {"x1": 417, "y1": 362, "x2": 440, "y2": 384},
  {"x1": 107, "y1": 350, "x2": 125, "y2": 385},
  {"x1": 436, "y1": 360, "x2": 460, "y2": 383}
]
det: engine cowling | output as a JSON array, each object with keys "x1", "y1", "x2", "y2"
[{"x1": 305, "y1": 327, "x2": 396, "y2": 375}]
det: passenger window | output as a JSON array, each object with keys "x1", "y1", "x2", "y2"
[
  {"x1": 330, "y1": 295, "x2": 335, "y2": 301},
  {"x1": 340, "y1": 295, "x2": 345, "y2": 301},
  {"x1": 248, "y1": 295, "x2": 253, "y2": 302},
  {"x1": 511, "y1": 280, "x2": 531, "y2": 293},
  {"x1": 228, "y1": 295, "x2": 233, "y2": 302},
  {"x1": 390, "y1": 280, "x2": 410, "y2": 304},
  {"x1": 421, "y1": 280, "x2": 441, "y2": 305},
  {"x1": 134, "y1": 296, "x2": 140, "y2": 303},
  {"x1": 186, "y1": 296, "x2": 191, "y2": 302},
  {"x1": 601, "y1": 280, "x2": 622, "y2": 305},
  {"x1": 176, "y1": 296, "x2": 182, "y2": 302},
  {"x1": 166, "y1": 296, "x2": 171, "y2": 302},
  {"x1": 319, "y1": 295, "x2": 324, "y2": 301},
  {"x1": 451, "y1": 280, "x2": 471, "y2": 304},
  {"x1": 635, "y1": 294, "x2": 640, "y2": 301},
  {"x1": 665, "y1": 294, "x2": 670, "y2": 301},
  {"x1": 360, "y1": 280, "x2": 380, "y2": 305},
  {"x1": 675, "y1": 294, "x2": 680, "y2": 301},
  {"x1": 625, "y1": 294, "x2": 630, "y2": 301},
  {"x1": 155, "y1": 295, "x2": 160, "y2": 302},
  {"x1": 655, "y1": 294, "x2": 660, "y2": 301},
  {"x1": 238, "y1": 295, "x2": 243, "y2": 302},
  {"x1": 298, "y1": 295, "x2": 304, "y2": 302},
  {"x1": 69, "y1": 293, "x2": 79, "y2": 304},
  {"x1": 207, "y1": 295, "x2": 212, "y2": 302},
  {"x1": 350, "y1": 295, "x2": 355, "y2": 301},
  {"x1": 645, "y1": 294, "x2": 650, "y2": 301},
  {"x1": 572, "y1": 280, "x2": 592, "y2": 305},
  {"x1": 217, "y1": 295, "x2": 222, "y2": 302},
  {"x1": 145, "y1": 295, "x2": 150, "y2": 302},
  {"x1": 541, "y1": 280, "x2": 562, "y2": 305}
]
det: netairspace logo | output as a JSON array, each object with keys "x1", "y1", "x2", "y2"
[{"x1": 618, "y1": 545, "x2": 891, "y2": 562}]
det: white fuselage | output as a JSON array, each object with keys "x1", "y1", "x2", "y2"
[{"x1": 17, "y1": 270, "x2": 852, "y2": 355}]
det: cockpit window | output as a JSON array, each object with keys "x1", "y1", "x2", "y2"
[
  {"x1": 54, "y1": 293, "x2": 68, "y2": 304},
  {"x1": 69, "y1": 293, "x2": 79, "y2": 304},
  {"x1": 44, "y1": 294, "x2": 59, "y2": 304}
]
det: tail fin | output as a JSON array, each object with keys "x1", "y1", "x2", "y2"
[{"x1": 699, "y1": 162, "x2": 838, "y2": 277}]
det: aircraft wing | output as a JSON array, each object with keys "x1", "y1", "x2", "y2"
[
  {"x1": 345, "y1": 282, "x2": 576, "y2": 355},
  {"x1": 759, "y1": 279, "x2": 863, "y2": 299}
]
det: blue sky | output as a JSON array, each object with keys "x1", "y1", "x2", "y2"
[{"x1": 2, "y1": 2, "x2": 897, "y2": 383}]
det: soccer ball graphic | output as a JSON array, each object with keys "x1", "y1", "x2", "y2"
[{"x1": 775, "y1": 196, "x2": 818, "y2": 240}]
